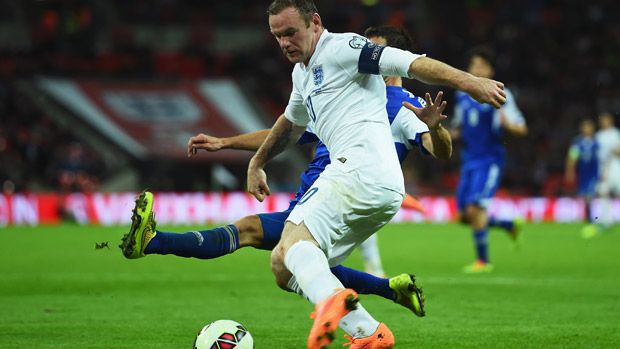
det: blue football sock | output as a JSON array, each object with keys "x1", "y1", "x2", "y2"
[
  {"x1": 330, "y1": 265, "x2": 395, "y2": 301},
  {"x1": 585, "y1": 202, "x2": 594, "y2": 223},
  {"x1": 488, "y1": 217, "x2": 514, "y2": 232},
  {"x1": 473, "y1": 228, "x2": 489, "y2": 263},
  {"x1": 145, "y1": 224, "x2": 240, "y2": 259}
]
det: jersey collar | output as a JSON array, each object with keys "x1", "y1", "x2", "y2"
[{"x1": 301, "y1": 28, "x2": 329, "y2": 70}]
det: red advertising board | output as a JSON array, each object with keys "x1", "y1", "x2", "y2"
[
  {"x1": 38, "y1": 78, "x2": 267, "y2": 161},
  {"x1": 1, "y1": 193, "x2": 617, "y2": 226}
]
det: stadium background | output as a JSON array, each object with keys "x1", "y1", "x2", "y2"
[
  {"x1": 2, "y1": 0, "x2": 619, "y2": 199},
  {"x1": 1, "y1": 1, "x2": 620, "y2": 348}
]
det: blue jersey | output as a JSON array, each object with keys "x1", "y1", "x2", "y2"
[
  {"x1": 569, "y1": 136, "x2": 599, "y2": 189},
  {"x1": 453, "y1": 91, "x2": 504, "y2": 165},
  {"x1": 453, "y1": 88, "x2": 525, "y2": 167},
  {"x1": 294, "y1": 132, "x2": 330, "y2": 202}
]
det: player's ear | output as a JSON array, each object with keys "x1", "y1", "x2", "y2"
[{"x1": 311, "y1": 13, "x2": 322, "y2": 29}]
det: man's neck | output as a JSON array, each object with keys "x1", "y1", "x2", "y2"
[{"x1": 304, "y1": 27, "x2": 325, "y2": 66}]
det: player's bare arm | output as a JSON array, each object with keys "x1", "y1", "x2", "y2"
[
  {"x1": 403, "y1": 92, "x2": 452, "y2": 160},
  {"x1": 499, "y1": 112, "x2": 528, "y2": 136},
  {"x1": 187, "y1": 130, "x2": 271, "y2": 158},
  {"x1": 247, "y1": 115, "x2": 305, "y2": 202},
  {"x1": 564, "y1": 149, "x2": 577, "y2": 184},
  {"x1": 408, "y1": 56, "x2": 506, "y2": 108}
]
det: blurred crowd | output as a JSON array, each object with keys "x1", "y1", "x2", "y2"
[
  {"x1": 0, "y1": 81, "x2": 104, "y2": 194},
  {"x1": 1, "y1": 0, "x2": 619, "y2": 195}
]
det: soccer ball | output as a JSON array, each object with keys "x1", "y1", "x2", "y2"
[{"x1": 193, "y1": 319, "x2": 254, "y2": 349}]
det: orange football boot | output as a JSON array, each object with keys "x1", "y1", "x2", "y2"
[
  {"x1": 344, "y1": 322, "x2": 395, "y2": 349},
  {"x1": 307, "y1": 288, "x2": 359, "y2": 349}
]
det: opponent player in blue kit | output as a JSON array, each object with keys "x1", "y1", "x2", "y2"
[
  {"x1": 120, "y1": 26, "x2": 451, "y2": 320},
  {"x1": 565, "y1": 119, "x2": 599, "y2": 226},
  {"x1": 451, "y1": 46, "x2": 528, "y2": 273}
]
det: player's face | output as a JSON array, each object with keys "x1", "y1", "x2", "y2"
[
  {"x1": 269, "y1": 7, "x2": 320, "y2": 64},
  {"x1": 599, "y1": 113, "x2": 614, "y2": 129},
  {"x1": 468, "y1": 56, "x2": 494, "y2": 78},
  {"x1": 368, "y1": 36, "x2": 387, "y2": 46},
  {"x1": 581, "y1": 121, "x2": 595, "y2": 136}
]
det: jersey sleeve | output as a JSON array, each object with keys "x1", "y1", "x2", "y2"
[
  {"x1": 283, "y1": 72, "x2": 310, "y2": 127},
  {"x1": 333, "y1": 35, "x2": 425, "y2": 78},
  {"x1": 501, "y1": 88, "x2": 526, "y2": 126},
  {"x1": 378, "y1": 46, "x2": 425, "y2": 78}
]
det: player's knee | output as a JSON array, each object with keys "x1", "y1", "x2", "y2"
[{"x1": 233, "y1": 215, "x2": 264, "y2": 248}]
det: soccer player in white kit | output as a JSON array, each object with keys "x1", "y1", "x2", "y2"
[
  {"x1": 248, "y1": 1, "x2": 507, "y2": 348},
  {"x1": 593, "y1": 111, "x2": 620, "y2": 233}
]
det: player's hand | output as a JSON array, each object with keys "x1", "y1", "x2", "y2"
[
  {"x1": 247, "y1": 165, "x2": 270, "y2": 202},
  {"x1": 187, "y1": 133, "x2": 225, "y2": 158},
  {"x1": 404, "y1": 91, "x2": 448, "y2": 130},
  {"x1": 468, "y1": 77, "x2": 506, "y2": 109}
]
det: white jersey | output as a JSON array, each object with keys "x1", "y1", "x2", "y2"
[
  {"x1": 385, "y1": 86, "x2": 430, "y2": 160},
  {"x1": 284, "y1": 29, "x2": 423, "y2": 193},
  {"x1": 596, "y1": 127, "x2": 620, "y2": 176}
]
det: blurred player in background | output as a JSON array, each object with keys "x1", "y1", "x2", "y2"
[
  {"x1": 590, "y1": 111, "x2": 620, "y2": 236},
  {"x1": 564, "y1": 119, "x2": 599, "y2": 235},
  {"x1": 451, "y1": 46, "x2": 527, "y2": 273}
]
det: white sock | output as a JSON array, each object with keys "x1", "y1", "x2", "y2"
[
  {"x1": 283, "y1": 240, "x2": 344, "y2": 304},
  {"x1": 600, "y1": 197, "x2": 614, "y2": 227},
  {"x1": 286, "y1": 276, "x2": 308, "y2": 300},
  {"x1": 359, "y1": 234, "x2": 386, "y2": 277},
  {"x1": 284, "y1": 241, "x2": 380, "y2": 338},
  {"x1": 339, "y1": 304, "x2": 380, "y2": 338}
]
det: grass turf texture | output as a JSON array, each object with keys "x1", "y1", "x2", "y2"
[{"x1": 1, "y1": 223, "x2": 619, "y2": 348}]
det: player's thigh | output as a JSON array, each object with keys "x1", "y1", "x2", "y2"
[
  {"x1": 456, "y1": 167, "x2": 474, "y2": 211},
  {"x1": 287, "y1": 167, "x2": 402, "y2": 266},
  {"x1": 286, "y1": 173, "x2": 345, "y2": 255},
  {"x1": 468, "y1": 162, "x2": 503, "y2": 207},
  {"x1": 329, "y1": 190, "x2": 401, "y2": 266},
  {"x1": 256, "y1": 205, "x2": 295, "y2": 250}
]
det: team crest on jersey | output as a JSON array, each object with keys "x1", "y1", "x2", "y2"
[
  {"x1": 349, "y1": 36, "x2": 367, "y2": 49},
  {"x1": 312, "y1": 65, "x2": 324, "y2": 86}
]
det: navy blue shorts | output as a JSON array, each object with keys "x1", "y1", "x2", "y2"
[
  {"x1": 256, "y1": 200, "x2": 298, "y2": 250},
  {"x1": 456, "y1": 161, "x2": 504, "y2": 210}
]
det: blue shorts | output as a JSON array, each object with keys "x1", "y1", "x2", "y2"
[
  {"x1": 256, "y1": 199, "x2": 298, "y2": 250},
  {"x1": 456, "y1": 161, "x2": 504, "y2": 211},
  {"x1": 578, "y1": 176, "x2": 598, "y2": 198}
]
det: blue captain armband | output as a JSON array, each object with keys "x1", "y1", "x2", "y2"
[{"x1": 358, "y1": 42, "x2": 386, "y2": 75}]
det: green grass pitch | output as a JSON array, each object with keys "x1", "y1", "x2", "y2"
[{"x1": 1, "y1": 222, "x2": 619, "y2": 348}]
